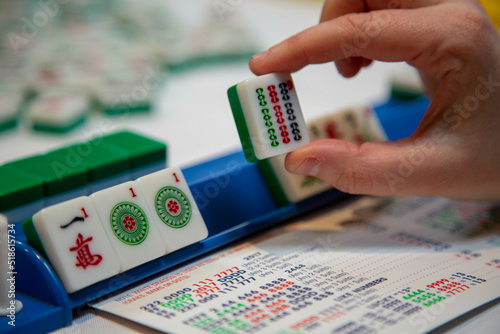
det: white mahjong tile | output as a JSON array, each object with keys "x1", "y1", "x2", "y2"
[
  {"x1": 28, "y1": 93, "x2": 88, "y2": 129},
  {"x1": 94, "y1": 81, "x2": 152, "y2": 109},
  {"x1": 135, "y1": 167, "x2": 208, "y2": 252},
  {"x1": 89, "y1": 181, "x2": 167, "y2": 271},
  {"x1": 31, "y1": 196, "x2": 120, "y2": 293},
  {"x1": 308, "y1": 105, "x2": 387, "y2": 144},
  {"x1": 234, "y1": 73, "x2": 310, "y2": 160},
  {"x1": 268, "y1": 154, "x2": 332, "y2": 203}
]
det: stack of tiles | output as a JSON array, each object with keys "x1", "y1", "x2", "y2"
[
  {"x1": 22, "y1": 167, "x2": 208, "y2": 294},
  {"x1": 4, "y1": 153, "x2": 88, "y2": 207},
  {"x1": 258, "y1": 105, "x2": 388, "y2": 205},
  {"x1": 0, "y1": 168, "x2": 43, "y2": 224},
  {"x1": 98, "y1": 131, "x2": 167, "y2": 179},
  {"x1": 0, "y1": 131, "x2": 167, "y2": 224},
  {"x1": 228, "y1": 73, "x2": 310, "y2": 162}
]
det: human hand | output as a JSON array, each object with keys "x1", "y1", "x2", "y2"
[{"x1": 249, "y1": 0, "x2": 500, "y2": 201}]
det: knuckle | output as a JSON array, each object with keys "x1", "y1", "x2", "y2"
[
  {"x1": 340, "y1": 12, "x2": 365, "y2": 31},
  {"x1": 339, "y1": 11, "x2": 380, "y2": 37},
  {"x1": 336, "y1": 11, "x2": 384, "y2": 55},
  {"x1": 439, "y1": 5, "x2": 495, "y2": 64}
]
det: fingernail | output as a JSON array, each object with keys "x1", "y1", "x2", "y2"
[
  {"x1": 251, "y1": 50, "x2": 268, "y2": 62},
  {"x1": 292, "y1": 158, "x2": 321, "y2": 177}
]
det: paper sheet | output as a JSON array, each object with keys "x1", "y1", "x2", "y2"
[{"x1": 92, "y1": 196, "x2": 500, "y2": 333}]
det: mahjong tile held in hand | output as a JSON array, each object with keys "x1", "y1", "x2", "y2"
[
  {"x1": 90, "y1": 181, "x2": 167, "y2": 271},
  {"x1": 135, "y1": 167, "x2": 208, "y2": 252},
  {"x1": 228, "y1": 73, "x2": 310, "y2": 162},
  {"x1": 22, "y1": 196, "x2": 120, "y2": 293}
]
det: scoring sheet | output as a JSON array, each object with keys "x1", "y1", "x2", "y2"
[{"x1": 92, "y1": 196, "x2": 500, "y2": 334}]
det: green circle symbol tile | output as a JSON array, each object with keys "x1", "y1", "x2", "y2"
[
  {"x1": 155, "y1": 186, "x2": 192, "y2": 228},
  {"x1": 110, "y1": 202, "x2": 149, "y2": 245}
]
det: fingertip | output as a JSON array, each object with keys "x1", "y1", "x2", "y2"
[
  {"x1": 284, "y1": 140, "x2": 335, "y2": 176},
  {"x1": 284, "y1": 149, "x2": 314, "y2": 175},
  {"x1": 249, "y1": 50, "x2": 269, "y2": 75},
  {"x1": 361, "y1": 58, "x2": 373, "y2": 68},
  {"x1": 335, "y1": 58, "x2": 363, "y2": 78}
]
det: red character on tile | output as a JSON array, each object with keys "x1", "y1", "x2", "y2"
[
  {"x1": 70, "y1": 233, "x2": 102, "y2": 269},
  {"x1": 326, "y1": 121, "x2": 341, "y2": 139},
  {"x1": 354, "y1": 134, "x2": 365, "y2": 144}
]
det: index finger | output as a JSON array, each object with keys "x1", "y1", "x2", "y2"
[{"x1": 249, "y1": 6, "x2": 451, "y2": 76}]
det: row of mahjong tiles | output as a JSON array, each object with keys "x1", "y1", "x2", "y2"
[{"x1": 22, "y1": 167, "x2": 208, "y2": 294}]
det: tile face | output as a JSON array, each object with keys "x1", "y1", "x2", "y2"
[
  {"x1": 308, "y1": 105, "x2": 387, "y2": 144},
  {"x1": 228, "y1": 73, "x2": 310, "y2": 162},
  {"x1": 28, "y1": 196, "x2": 120, "y2": 294},
  {"x1": 135, "y1": 167, "x2": 208, "y2": 252},
  {"x1": 260, "y1": 105, "x2": 387, "y2": 204},
  {"x1": 90, "y1": 181, "x2": 167, "y2": 271}
]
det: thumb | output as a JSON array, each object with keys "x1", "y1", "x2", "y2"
[{"x1": 284, "y1": 136, "x2": 459, "y2": 197}]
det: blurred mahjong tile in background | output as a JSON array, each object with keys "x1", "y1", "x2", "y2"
[
  {"x1": 27, "y1": 91, "x2": 90, "y2": 133},
  {"x1": 0, "y1": 91, "x2": 23, "y2": 132}
]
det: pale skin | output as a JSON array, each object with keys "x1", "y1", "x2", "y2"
[{"x1": 249, "y1": 0, "x2": 500, "y2": 201}]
